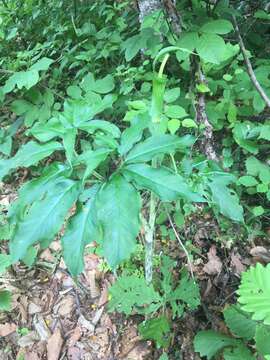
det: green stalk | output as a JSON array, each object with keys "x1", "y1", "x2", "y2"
[{"x1": 145, "y1": 55, "x2": 169, "y2": 284}]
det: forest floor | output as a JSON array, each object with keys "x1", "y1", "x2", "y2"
[{"x1": 1, "y1": 182, "x2": 269, "y2": 360}]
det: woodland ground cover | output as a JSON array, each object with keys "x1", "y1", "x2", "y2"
[{"x1": 0, "y1": 0, "x2": 270, "y2": 359}]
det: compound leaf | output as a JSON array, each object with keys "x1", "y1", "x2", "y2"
[
  {"x1": 108, "y1": 275, "x2": 162, "y2": 315},
  {"x1": 125, "y1": 134, "x2": 195, "y2": 163},
  {"x1": 123, "y1": 163, "x2": 205, "y2": 202},
  {"x1": 139, "y1": 316, "x2": 171, "y2": 348},
  {"x1": 0, "y1": 141, "x2": 63, "y2": 181},
  {"x1": 96, "y1": 175, "x2": 141, "y2": 268},
  {"x1": 10, "y1": 179, "x2": 80, "y2": 261}
]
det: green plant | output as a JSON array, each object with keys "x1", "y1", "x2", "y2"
[
  {"x1": 194, "y1": 263, "x2": 270, "y2": 359},
  {"x1": 108, "y1": 255, "x2": 200, "y2": 348}
]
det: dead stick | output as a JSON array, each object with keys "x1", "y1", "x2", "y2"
[{"x1": 233, "y1": 16, "x2": 270, "y2": 109}]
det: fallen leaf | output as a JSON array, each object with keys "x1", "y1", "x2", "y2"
[
  {"x1": 18, "y1": 331, "x2": 39, "y2": 347},
  {"x1": 47, "y1": 328, "x2": 63, "y2": 360},
  {"x1": 0, "y1": 322, "x2": 17, "y2": 336},
  {"x1": 68, "y1": 326, "x2": 82, "y2": 347},
  {"x1": 250, "y1": 246, "x2": 270, "y2": 263},
  {"x1": 78, "y1": 314, "x2": 94, "y2": 333},
  {"x1": 56, "y1": 295, "x2": 74, "y2": 317},
  {"x1": 33, "y1": 314, "x2": 51, "y2": 341},
  {"x1": 67, "y1": 346, "x2": 83, "y2": 360},
  {"x1": 84, "y1": 270, "x2": 100, "y2": 298},
  {"x1": 203, "y1": 246, "x2": 222, "y2": 275},
  {"x1": 230, "y1": 252, "x2": 246, "y2": 275},
  {"x1": 28, "y1": 302, "x2": 42, "y2": 315}
]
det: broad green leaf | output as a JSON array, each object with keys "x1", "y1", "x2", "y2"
[
  {"x1": 168, "y1": 119, "x2": 180, "y2": 134},
  {"x1": 223, "y1": 305, "x2": 256, "y2": 340},
  {"x1": 0, "y1": 290, "x2": 12, "y2": 311},
  {"x1": 238, "y1": 264, "x2": 270, "y2": 325},
  {"x1": 125, "y1": 134, "x2": 195, "y2": 163},
  {"x1": 78, "y1": 120, "x2": 120, "y2": 138},
  {"x1": 165, "y1": 105, "x2": 187, "y2": 119},
  {"x1": 0, "y1": 254, "x2": 12, "y2": 274},
  {"x1": 8, "y1": 163, "x2": 70, "y2": 223},
  {"x1": 0, "y1": 141, "x2": 63, "y2": 180},
  {"x1": 62, "y1": 128, "x2": 77, "y2": 164},
  {"x1": 123, "y1": 34, "x2": 147, "y2": 61},
  {"x1": 252, "y1": 206, "x2": 264, "y2": 216},
  {"x1": 246, "y1": 157, "x2": 270, "y2": 185},
  {"x1": 255, "y1": 324, "x2": 270, "y2": 356},
  {"x1": 10, "y1": 179, "x2": 80, "y2": 261},
  {"x1": 95, "y1": 175, "x2": 141, "y2": 268},
  {"x1": 200, "y1": 20, "x2": 233, "y2": 34},
  {"x1": 78, "y1": 148, "x2": 111, "y2": 175},
  {"x1": 207, "y1": 174, "x2": 244, "y2": 222},
  {"x1": 108, "y1": 275, "x2": 162, "y2": 315},
  {"x1": 159, "y1": 354, "x2": 169, "y2": 360},
  {"x1": 3, "y1": 70, "x2": 39, "y2": 93},
  {"x1": 223, "y1": 344, "x2": 255, "y2": 360},
  {"x1": 62, "y1": 194, "x2": 100, "y2": 277},
  {"x1": 22, "y1": 246, "x2": 38, "y2": 267},
  {"x1": 123, "y1": 164, "x2": 205, "y2": 202},
  {"x1": 67, "y1": 85, "x2": 82, "y2": 99},
  {"x1": 80, "y1": 73, "x2": 114, "y2": 94},
  {"x1": 233, "y1": 123, "x2": 259, "y2": 154},
  {"x1": 238, "y1": 175, "x2": 258, "y2": 187},
  {"x1": 30, "y1": 57, "x2": 54, "y2": 71},
  {"x1": 118, "y1": 114, "x2": 150, "y2": 155},
  {"x1": 196, "y1": 33, "x2": 228, "y2": 64},
  {"x1": 28, "y1": 117, "x2": 66, "y2": 142},
  {"x1": 259, "y1": 125, "x2": 270, "y2": 141},
  {"x1": 164, "y1": 87, "x2": 180, "y2": 103},
  {"x1": 194, "y1": 330, "x2": 239, "y2": 359},
  {"x1": 74, "y1": 148, "x2": 112, "y2": 181},
  {"x1": 182, "y1": 118, "x2": 198, "y2": 128},
  {"x1": 139, "y1": 316, "x2": 170, "y2": 348}
]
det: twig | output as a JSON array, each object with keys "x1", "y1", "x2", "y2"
[
  {"x1": 165, "y1": 209, "x2": 194, "y2": 279},
  {"x1": 233, "y1": 16, "x2": 270, "y2": 109}
]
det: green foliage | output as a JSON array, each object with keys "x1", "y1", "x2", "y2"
[
  {"x1": 139, "y1": 316, "x2": 171, "y2": 348},
  {"x1": 0, "y1": 290, "x2": 12, "y2": 311},
  {"x1": 238, "y1": 263, "x2": 270, "y2": 325},
  {"x1": 195, "y1": 264, "x2": 270, "y2": 359}
]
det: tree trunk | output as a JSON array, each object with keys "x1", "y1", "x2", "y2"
[{"x1": 137, "y1": 0, "x2": 162, "y2": 23}]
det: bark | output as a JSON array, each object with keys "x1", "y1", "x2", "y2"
[
  {"x1": 163, "y1": 0, "x2": 182, "y2": 36},
  {"x1": 137, "y1": 0, "x2": 162, "y2": 23}
]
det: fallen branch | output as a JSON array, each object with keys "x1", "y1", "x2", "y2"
[{"x1": 233, "y1": 16, "x2": 270, "y2": 109}]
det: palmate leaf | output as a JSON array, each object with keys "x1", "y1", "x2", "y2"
[
  {"x1": 123, "y1": 163, "x2": 205, "y2": 202},
  {"x1": 125, "y1": 134, "x2": 195, "y2": 163},
  {"x1": 62, "y1": 189, "x2": 100, "y2": 277},
  {"x1": 238, "y1": 263, "x2": 270, "y2": 325},
  {"x1": 8, "y1": 163, "x2": 70, "y2": 223},
  {"x1": 10, "y1": 179, "x2": 80, "y2": 262},
  {"x1": 78, "y1": 120, "x2": 121, "y2": 138},
  {"x1": 0, "y1": 141, "x2": 63, "y2": 181},
  {"x1": 108, "y1": 275, "x2": 162, "y2": 315},
  {"x1": 95, "y1": 175, "x2": 141, "y2": 268}
]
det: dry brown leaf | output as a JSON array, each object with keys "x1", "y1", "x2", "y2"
[
  {"x1": 33, "y1": 314, "x2": 51, "y2": 341},
  {"x1": 56, "y1": 295, "x2": 75, "y2": 317},
  {"x1": 203, "y1": 246, "x2": 222, "y2": 275},
  {"x1": 67, "y1": 346, "x2": 83, "y2": 360},
  {"x1": 68, "y1": 327, "x2": 82, "y2": 347},
  {"x1": 84, "y1": 270, "x2": 100, "y2": 298},
  {"x1": 47, "y1": 328, "x2": 63, "y2": 360},
  {"x1": 18, "y1": 331, "x2": 39, "y2": 347},
  {"x1": 230, "y1": 253, "x2": 246, "y2": 275},
  {"x1": 250, "y1": 246, "x2": 270, "y2": 263},
  {"x1": 28, "y1": 302, "x2": 42, "y2": 315},
  {"x1": 0, "y1": 323, "x2": 17, "y2": 337}
]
